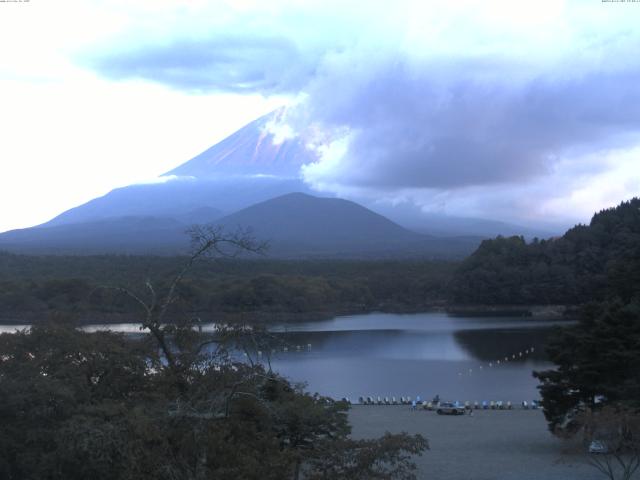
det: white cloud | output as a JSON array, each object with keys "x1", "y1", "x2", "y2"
[{"x1": 1, "y1": 0, "x2": 639, "y2": 232}]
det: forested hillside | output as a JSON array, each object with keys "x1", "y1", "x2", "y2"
[
  {"x1": 3, "y1": 198, "x2": 638, "y2": 324},
  {"x1": 0, "y1": 255, "x2": 454, "y2": 324},
  {"x1": 451, "y1": 198, "x2": 640, "y2": 305}
]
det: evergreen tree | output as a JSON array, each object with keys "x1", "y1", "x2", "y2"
[
  {"x1": 451, "y1": 198, "x2": 640, "y2": 306},
  {"x1": 534, "y1": 300, "x2": 640, "y2": 433}
]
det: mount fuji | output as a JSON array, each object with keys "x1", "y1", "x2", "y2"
[{"x1": 0, "y1": 111, "x2": 550, "y2": 257}]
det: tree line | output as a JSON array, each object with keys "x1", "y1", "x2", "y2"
[
  {"x1": 451, "y1": 198, "x2": 640, "y2": 305},
  {"x1": 521, "y1": 199, "x2": 640, "y2": 478},
  {"x1": 0, "y1": 254, "x2": 455, "y2": 324}
]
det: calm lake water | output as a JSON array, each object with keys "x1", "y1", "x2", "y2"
[
  {"x1": 0, "y1": 312, "x2": 567, "y2": 403},
  {"x1": 266, "y1": 312, "x2": 565, "y2": 403}
]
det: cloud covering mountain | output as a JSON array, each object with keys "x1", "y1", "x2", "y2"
[
  {"x1": 36, "y1": 111, "x2": 551, "y2": 239},
  {"x1": 2, "y1": 1, "x2": 639, "y2": 234},
  {"x1": 82, "y1": 0, "x2": 640, "y2": 228}
]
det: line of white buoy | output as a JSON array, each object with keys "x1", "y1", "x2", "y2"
[
  {"x1": 277, "y1": 343, "x2": 312, "y2": 353},
  {"x1": 243, "y1": 344, "x2": 313, "y2": 357},
  {"x1": 347, "y1": 397, "x2": 541, "y2": 409},
  {"x1": 457, "y1": 346, "x2": 536, "y2": 377}
]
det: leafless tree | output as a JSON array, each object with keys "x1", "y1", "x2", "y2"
[
  {"x1": 101, "y1": 225, "x2": 267, "y2": 377},
  {"x1": 582, "y1": 406, "x2": 640, "y2": 480}
]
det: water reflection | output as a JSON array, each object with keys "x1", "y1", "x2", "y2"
[
  {"x1": 268, "y1": 311, "x2": 566, "y2": 333},
  {"x1": 453, "y1": 328, "x2": 551, "y2": 362},
  {"x1": 269, "y1": 330, "x2": 469, "y2": 361},
  {"x1": 266, "y1": 312, "x2": 569, "y2": 402}
]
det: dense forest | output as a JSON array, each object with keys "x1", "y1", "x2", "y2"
[
  {"x1": 0, "y1": 198, "x2": 640, "y2": 323},
  {"x1": 451, "y1": 198, "x2": 640, "y2": 305},
  {"x1": 528, "y1": 201, "x2": 640, "y2": 449},
  {"x1": 2, "y1": 198, "x2": 638, "y2": 325},
  {"x1": 0, "y1": 254, "x2": 455, "y2": 324}
]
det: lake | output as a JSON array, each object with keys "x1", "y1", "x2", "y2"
[
  {"x1": 0, "y1": 312, "x2": 567, "y2": 404},
  {"x1": 266, "y1": 312, "x2": 565, "y2": 404}
]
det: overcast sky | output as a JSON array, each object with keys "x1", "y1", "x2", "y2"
[{"x1": 1, "y1": 0, "x2": 639, "y2": 233}]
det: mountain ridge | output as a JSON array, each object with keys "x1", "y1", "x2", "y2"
[
  {"x1": 0, "y1": 192, "x2": 482, "y2": 258},
  {"x1": 215, "y1": 192, "x2": 481, "y2": 258}
]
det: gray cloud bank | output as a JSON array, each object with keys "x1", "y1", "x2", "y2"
[
  {"x1": 82, "y1": 2, "x2": 640, "y2": 224},
  {"x1": 86, "y1": 34, "x2": 317, "y2": 94},
  {"x1": 293, "y1": 59, "x2": 640, "y2": 190}
]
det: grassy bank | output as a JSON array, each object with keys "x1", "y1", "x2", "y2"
[{"x1": 349, "y1": 406, "x2": 601, "y2": 480}]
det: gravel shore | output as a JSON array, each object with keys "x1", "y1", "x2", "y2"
[{"x1": 349, "y1": 406, "x2": 604, "y2": 480}]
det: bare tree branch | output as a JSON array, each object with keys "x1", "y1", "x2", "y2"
[{"x1": 96, "y1": 225, "x2": 268, "y2": 382}]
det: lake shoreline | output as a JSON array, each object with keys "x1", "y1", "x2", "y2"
[{"x1": 0, "y1": 303, "x2": 577, "y2": 326}]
